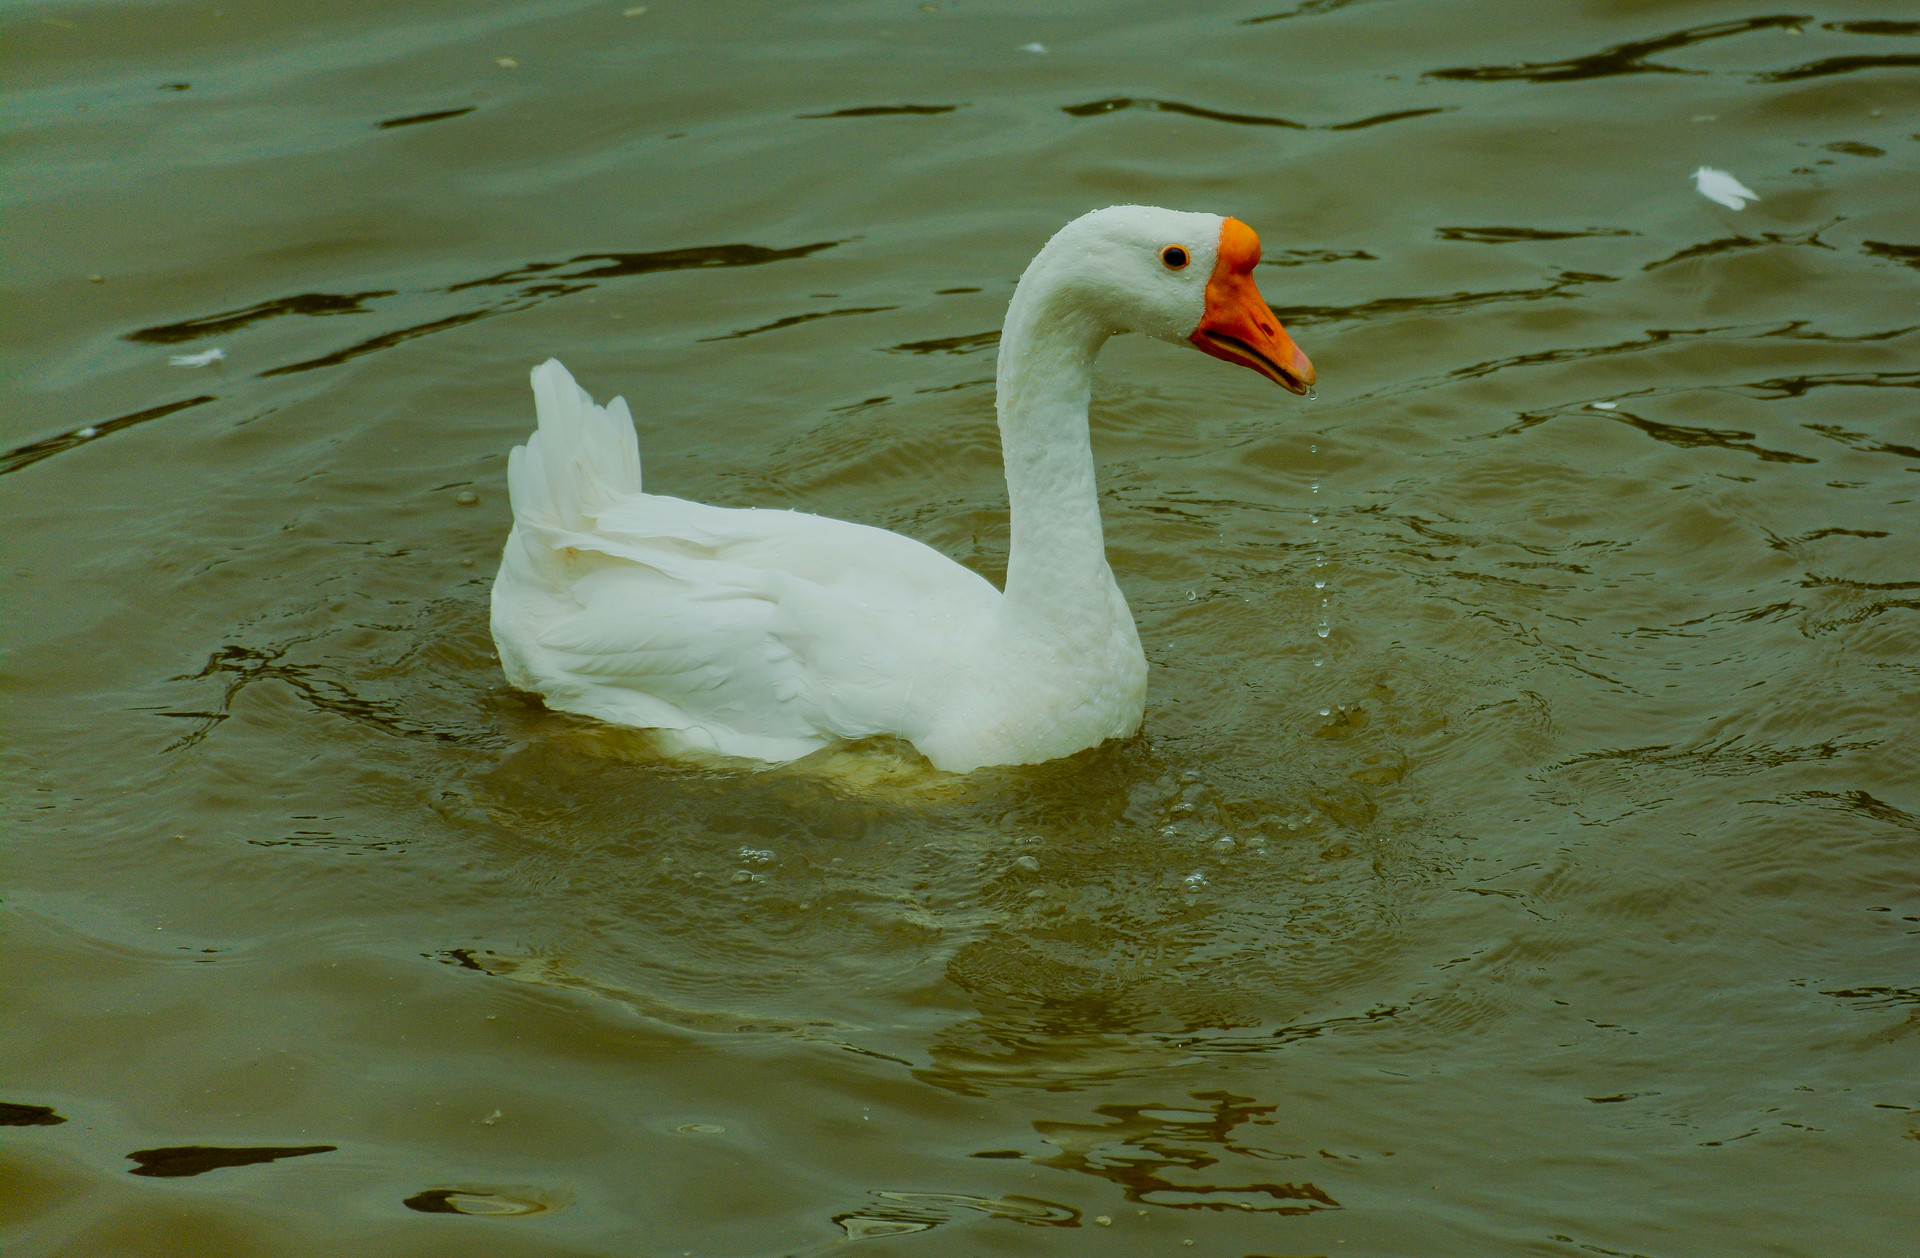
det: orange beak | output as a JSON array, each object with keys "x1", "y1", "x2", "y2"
[{"x1": 1189, "y1": 217, "x2": 1315, "y2": 396}]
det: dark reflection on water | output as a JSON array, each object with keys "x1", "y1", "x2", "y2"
[
  {"x1": 128, "y1": 292, "x2": 395, "y2": 345},
  {"x1": 1426, "y1": 15, "x2": 1809, "y2": 82},
  {"x1": 1242, "y1": 0, "x2": 1376, "y2": 24},
  {"x1": 1034, "y1": 1092, "x2": 1342, "y2": 1214},
  {"x1": 0, "y1": 394, "x2": 216, "y2": 475},
  {"x1": 0, "y1": 1102, "x2": 68, "y2": 1126},
  {"x1": 257, "y1": 242, "x2": 842, "y2": 377},
  {"x1": 1861, "y1": 240, "x2": 1920, "y2": 269},
  {"x1": 126, "y1": 1145, "x2": 336, "y2": 1178},
  {"x1": 1756, "y1": 54, "x2": 1920, "y2": 82},
  {"x1": 375, "y1": 106, "x2": 476, "y2": 130},
  {"x1": 1825, "y1": 21, "x2": 1920, "y2": 35},
  {"x1": 1064, "y1": 97, "x2": 1308, "y2": 128},
  {"x1": 164, "y1": 640, "x2": 481, "y2": 752},
  {"x1": 1273, "y1": 270, "x2": 1613, "y2": 327},
  {"x1": 699, "y1": 306, "x2": 897, "y2": 343},
  {"x1": 889, "y1": 329, "x2": 1001, "y2": 354},
  {"x1": 1641, "y1": 224, "x2": 1839, "y2": 271},
  {"x1": 1435, "y1": 226, "x2": 1639, "y2": 244},
  {"x1": 798, "y1": 104, "x2": 961, "y2": 118},
  {"x1": 1605, "y1": 410, "x2": 1817, "y2": 464},
  {"x1": 1062, "y1": 96, "x2": 1448, "y2": 132}
]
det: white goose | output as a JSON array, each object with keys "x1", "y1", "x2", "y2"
[{"x1": 490, "y1": 205, "x2": 1314, "y2": 773}]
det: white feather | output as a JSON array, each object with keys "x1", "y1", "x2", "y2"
[{"x1": 1692, "y1": 166, "x2": 1759, "y2": 211}]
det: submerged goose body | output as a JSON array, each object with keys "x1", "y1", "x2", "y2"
[{"x1": 490, "y1": 205, "x2": 1313, "y2": 773}]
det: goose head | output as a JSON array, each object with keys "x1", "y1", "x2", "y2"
[{"x1": 1026, "y1": 205, "x2": 1316, "y2": 396}]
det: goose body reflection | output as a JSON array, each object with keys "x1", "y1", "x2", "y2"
[{"x1": 490, "y1": 205, "x2": 1313, "y2": 772}]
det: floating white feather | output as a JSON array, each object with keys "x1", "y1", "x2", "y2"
[{"x1": 1692, "y1": 167, "x2": 1758, "y2": 211}]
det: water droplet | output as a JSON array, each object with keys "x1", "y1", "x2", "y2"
[
  {"x1": 75, "y1": 426, "x2": 98, "y2": 438},
  {"x1": 1316, "y1": 626, "x2": 1330, "y2": 638},
  {"x1": 1313, "y1": 657, "x2": 1324, "y2": 667},
  {"x1": 1183, "y1": 871, "x2": 1207, "y2": 888},
  {"x1": 1314, "y1": 580, "x2": 1326, "y2": 590},
  {"x1": 1309, "y1": 516, "x2": 1319, "y2": 525},
  {"x1": 1319, "y1": 707, "x2": 1331, "y2": 716},
  {"x1": 1213, "y1": 837, "x2": 1235, "y2": 853},
  {"x1": 455, "y1": 491, "x2": 478, "y2": 505},
  {"x1": 1309, "y1": 444, "x2": 1317, "y2": 453},
  {"x1": 1014, "y1": 854, "x2": 1040, "y2": 873},
  {"x1": 1310, "y1": 481, "x2": 1319, "y2": 492}
]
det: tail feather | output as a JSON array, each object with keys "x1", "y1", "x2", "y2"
[{"x1": 508, "y1": 359, "x2": 642, "y2": 535}]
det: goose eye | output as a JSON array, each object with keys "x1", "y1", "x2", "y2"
[{"x1": 1160, "y1": 245, "x2": 1190, "y2": 271}]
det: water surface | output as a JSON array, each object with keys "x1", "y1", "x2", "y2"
[{"x1": 4, "y1": 1, "x2": 1917, "y2": 1254}]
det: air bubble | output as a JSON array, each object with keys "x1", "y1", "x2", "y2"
[
  {"x1": 1319, "y1": 707, "x2": 1331, "y2": 716},
  {"x1": 1183, "y1": 871, "x2": 1208, "y2": 888},
  {"x1": 1316, "y1": 625, "x2": 1330, "y2": 639}
]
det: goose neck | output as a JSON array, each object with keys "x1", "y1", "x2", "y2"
[{"x1": 994, "y1": 283, "x2": 1120, "y2": 626}]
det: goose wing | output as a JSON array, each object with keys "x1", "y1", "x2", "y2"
[{"x1": 493, "y1": 493, "x2": 998, "y2": 761}]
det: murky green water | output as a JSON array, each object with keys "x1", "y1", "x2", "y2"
[{"x1": 4, "y1": 1, "x2": 1917, "y2": 1253}]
